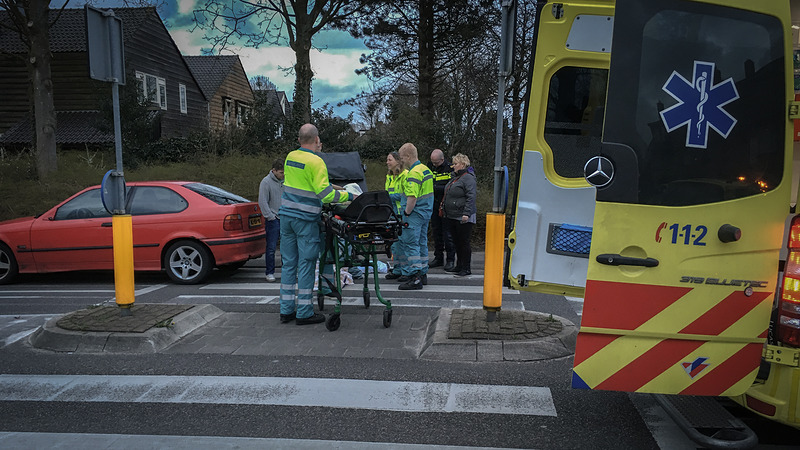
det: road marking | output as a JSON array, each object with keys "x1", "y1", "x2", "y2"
[
  {"x1": 200, "y1": 283, "x2": 519, "y2": 295},
  {"x1": 3, "y1": 327, "x2": 39, "y2": 347},
  {"x1": 0, "y1": 374, "x2": 557, "y2": 417},
  {"x1": 0, "y1": 432, "x2": 517, "y2": 449},
  {"x1": 135, "y1": 284, "x2": 168, "y2": 296},
  {"x1": 172, "y1": 295, "x2": 525, "y2": 310}
]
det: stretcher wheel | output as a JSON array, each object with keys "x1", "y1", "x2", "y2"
[
  {"x1": 383, "y1": 309, "x2": 392, "y2": 328},
  {"x1": 326, "y1": 313, "x2": 341, "y2": 331},
  {"x1": 363, "y1": 292, "x2": 370, "y2": 308},
  {"x1": 318, "y1": 292, "x2": 325, "y2": 311}
]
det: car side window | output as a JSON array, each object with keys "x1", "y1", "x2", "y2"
[
  {"x1": 54, "y1": 189, "x2": 111, "y2": 220},
  {"x1": 129, "y1": 186, "x2": 188, "y2": 215}
]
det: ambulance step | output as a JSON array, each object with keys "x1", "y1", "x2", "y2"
[{"x1": 654, "y1": 394, "x2": 757, "y2": 449}]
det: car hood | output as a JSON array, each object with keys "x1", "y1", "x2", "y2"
[{"x1": 0, "y1": 216, "x2": 35, "y2": 231}]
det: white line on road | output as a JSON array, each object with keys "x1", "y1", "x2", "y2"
[
  {"x1": 0, "y1": 374, "x2": 557, "y2": 417},
  {"x1": 135, "y1": 284, "x2": 168, "y2": 296},
  {"x1": 172, "y1": 295, "x2": 526, "y2": 310},
  {"x1": 3, "y1": 327, "x2": 39, "y2": 347},
  {"x1": 0, "y1": 432, "x2": 519, "y2": 450},
  {"x1": 200, "y1": 283, "x2": 519, "y2": 295}
]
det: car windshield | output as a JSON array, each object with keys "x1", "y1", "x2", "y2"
[{"x1": 184, "y1": 183, "x2": 250, "y2": 205}]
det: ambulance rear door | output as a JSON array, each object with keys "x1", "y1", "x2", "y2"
[
  {"x1": 507, "y1": 1, "x2": 614, "y2": 297},
  {"x1": 572, "y1": 0, "x2": 793, "y2": 396}
]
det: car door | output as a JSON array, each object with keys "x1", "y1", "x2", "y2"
[
  {"x1": 572, "y1": 0, "x2": 792, "y2": 396},
  {"x1": 29, "y1": 188, "x2": 114, "y2": 271},
  {"x1": 128, "y1": 185, "x2": 189, "y2": 269},
  {"x1": 506, "y1": 1, "x2": 613, "y2": 297}
]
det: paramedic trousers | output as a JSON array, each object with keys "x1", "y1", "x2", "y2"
[
  {"x1": 279, "y1": 216, "x2": 320, "y2": 319},
  {"x1": 399, "y1": 209, "x2": 429, "y2": 277}
]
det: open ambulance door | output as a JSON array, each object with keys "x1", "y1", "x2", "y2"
[
  {"x1": 572, "y1": 0, "x2": 793, "y2": 396},
  {"x1": 507, "y1": 1, "x2": 614, "y2": 297}
]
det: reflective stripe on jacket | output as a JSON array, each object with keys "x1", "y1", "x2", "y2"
[
  {"x1": 279, "y1": 147, "x2": 349, "y2": 221},
  {"x1": 404, "y1": 161, "x2": 434, "y2": 215}
]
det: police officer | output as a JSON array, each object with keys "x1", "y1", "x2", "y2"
[
  {"x1": 429, "y1": 148, "x2": 455, "y2": 271},
  {"x1": 279, "y1": 124, "x2": 354, "y2": 325},
  {"x1": 397, "y1": 143, "x2": 434, "y2": 290}
]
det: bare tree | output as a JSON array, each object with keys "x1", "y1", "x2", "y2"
[
  {"x1": 193, "y1": 0, "x2": 372, "y2": 128},
  {"x1": 0, "y1": 0, "x2": 72, "y2": 177}
]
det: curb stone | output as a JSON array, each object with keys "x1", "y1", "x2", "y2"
[
  {"x1": 420, "y1": 308, "x2": 578, "y2": 362},
  {"x1": 29, "y1": 304, "x2": 224, "y2": 354}
]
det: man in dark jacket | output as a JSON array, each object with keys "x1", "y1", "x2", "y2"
[{"x1": 429, "y1": 148, "x2": 455, "y2": 271}]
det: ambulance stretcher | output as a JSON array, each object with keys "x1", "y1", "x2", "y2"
[{"x1": 317, "y1": 190, "x2": 401, "y2": 331}]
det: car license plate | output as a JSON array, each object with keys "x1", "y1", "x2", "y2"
[{"x1": 249, "y1": 215, "x2": 262, "y2": 227}]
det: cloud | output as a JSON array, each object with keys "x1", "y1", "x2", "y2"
[{"x1": 178, "y1": 0, "x2": 196, "y2": 15}]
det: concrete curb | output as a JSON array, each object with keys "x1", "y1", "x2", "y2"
[
  {"x1": 28, "y1": 304, "x2": 224, "y2": 354},
  {"x1": 420, "y1": 308, "x2": 578, "y2": 362}
]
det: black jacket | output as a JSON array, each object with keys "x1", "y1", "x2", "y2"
[{"x1": 431, "y1": 159, "x2": 453, "y2": 202}]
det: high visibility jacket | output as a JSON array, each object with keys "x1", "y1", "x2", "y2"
[
  {"x1": 431, "y1": 160, "x2": 453, "y2": 201},
  {"x1": 385, "y1": 169, "x2": 407, "y2": 214},
  {"x1": 403, "y1": 161, "x2": 434, "y2": 215},
  {"x1": 279, "y1": 147, "x2": 350, "y2": 221}
]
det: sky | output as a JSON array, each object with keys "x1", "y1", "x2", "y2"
[{"x1": 72, "y1": 0, "x2": 373, "y2": 119}]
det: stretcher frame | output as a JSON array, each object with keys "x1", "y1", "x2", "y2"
[{"x1": 317, "y1": 193, "x2": 401, "y2": 331}]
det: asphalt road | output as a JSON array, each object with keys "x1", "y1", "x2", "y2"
[{"x1": 1, "y1": 256, "x2": 798, "y2": 449}]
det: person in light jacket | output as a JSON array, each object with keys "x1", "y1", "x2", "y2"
[
  {"x1": 258, "y1": 159, "x2": 284, "y2": 282},
  {"x1": 440, "y1": 153, "x2": 477, "y2": 277}
]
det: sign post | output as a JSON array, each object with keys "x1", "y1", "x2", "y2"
[
  {"x1": 483, "y1": 0, "x2": 516, "y2": 320},
  {"x1": 86, "y1": 5, "x2": 134, "y2": 313}
]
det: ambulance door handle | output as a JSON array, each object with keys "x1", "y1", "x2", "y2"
[{"x1": 596, "y1": 254, "x2": 659, "y2": 267}]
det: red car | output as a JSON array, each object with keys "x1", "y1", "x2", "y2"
[{"x1": 0, "y1": 181, "x2": 265, "y2": 285}]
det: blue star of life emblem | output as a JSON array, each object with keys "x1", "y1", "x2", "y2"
[{"x1": 660, "y1": 61, "x2": 739, "y2": 149}]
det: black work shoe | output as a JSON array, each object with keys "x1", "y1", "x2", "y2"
[
  {"x1": 455, "y1": 270, "x2": 472, "y2": 277},
  {"x1": 429, "y1": 259, "x2": 444, "y2": 268},
  {"x1": 296, "y1": 313, "x2": 325, "y2": 325},
  {"x1": 399, "y1": 275, "x2": 423, "y2": 290},
  {"x1": 443, "y1": 262, "x2": 456, "y2": 272},
  {"x1": 445, "y1": 265, "x2": 459, "y2": 273},
  {"x1": 397, "y1": 275, "x2": 412, "y2": 282},
  {"x1": 280, "y1": 312, "x2": 296, "y2": 323},
  {"x1": 421, "y1": 274, "x2": 428, "y2": 285},
  {"x1": 385, "y1": 272, "x2": 402, "y2": 280}
]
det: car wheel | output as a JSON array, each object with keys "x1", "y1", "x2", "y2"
[
  {"x1": 164, "y1": 240, "x2": 212, "y2": 285},
  {"x1": 0, "y1": 243, "x2": 19, "y2": 285}
]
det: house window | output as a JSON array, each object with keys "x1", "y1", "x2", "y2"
[
  {"x1": 135, "y1": 71, "x2": 167, "y2": 110},
  {"x1": 236, "y1": 102, "x2": 250, "y2": 127},
  {"x1": 223, "y1": 98, "x2": 232, "y2": 126},
  {"x1": 179, "y1": 84, "x2": 187, "y2": 114}
]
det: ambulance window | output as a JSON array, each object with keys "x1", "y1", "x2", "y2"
[
  {"x1": 545, "y1": 67, "x2": 608, "y2": 179},
  {"x1": 601, "y1": 2, "x2": 784, "y2": 206}
]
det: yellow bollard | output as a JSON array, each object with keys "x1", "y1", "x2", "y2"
[
  {"x1": 112, "y1": 214, "x2": 135, "y2": 308},
  {"x1": 483, "y1": 212, "x2": 505, "y2": 312}
]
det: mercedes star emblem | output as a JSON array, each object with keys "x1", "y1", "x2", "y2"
[{"x1": 583, "y1": 156, "x2": 614, "y2": 187}]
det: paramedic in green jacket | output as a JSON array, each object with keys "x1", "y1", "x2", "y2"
[
  {"x1": 279, "y1": 124, "x2": 354, "y2": 325},
  {"x1": 396, "y1": 143, "x2": 434, "y2": 290}
]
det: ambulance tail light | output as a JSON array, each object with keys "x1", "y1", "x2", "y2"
[
  {"x1": 777, "y1": 215, "x2": 800, "y2": 347},
  {"x1": 223, "y1": 214, "x2": 243, "y2": 231}
]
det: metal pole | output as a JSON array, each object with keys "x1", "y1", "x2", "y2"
[
  {"x1": 112, "y1": 82, "x2": 124, "y2": 210},
  {"x1": 483, "y1": 0, "x2": 515, "y2": 319}
]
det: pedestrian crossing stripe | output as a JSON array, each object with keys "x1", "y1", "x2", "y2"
[{"x1": 571, "y1": 280, "x2": 771, "y2": 396}]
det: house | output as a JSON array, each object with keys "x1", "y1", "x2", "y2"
[
  {"x1": 184, "y1": 55, "x2": 254, "y2": 131},
  {"x1": 252, "y1": 88, "x2": 292, "y2": 138},
  {"x1": 0, "y1": 7, "x2": 208, "y2": 146}
]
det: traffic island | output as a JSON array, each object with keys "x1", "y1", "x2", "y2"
[
  {"x1": 420, "y1": 308, "x2": 578, "y2": 362},
  {"x1": 29, "y1": 304, "x2": 223, "y2": 353}
]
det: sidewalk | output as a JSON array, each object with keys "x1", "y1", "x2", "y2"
[{"x1": 29, "y1": 303, "x2": 577, "y2": 362}]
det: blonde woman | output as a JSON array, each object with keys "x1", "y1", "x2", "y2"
[
  {"x1": 440, "y1": 153, "x2": 477, "y2": 276},
  {"x1": 385, "y1": 151, "x2": 407, "y2": 279}
]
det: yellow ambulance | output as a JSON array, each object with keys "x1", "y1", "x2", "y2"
[{"x1": 505, "y1": 0, "x2": 800, "y2": 437}]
